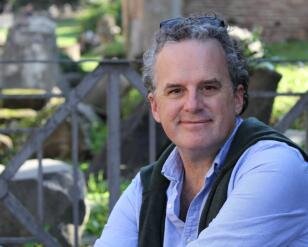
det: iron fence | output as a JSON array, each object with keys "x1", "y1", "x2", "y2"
[{"x1": 0, "y1": 59, "x2": 153, "y2": 246}]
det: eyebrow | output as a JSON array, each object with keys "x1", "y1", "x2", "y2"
[
  {"x1": 163, "y1": 78, "x2": 222, "y2": 88},
  {"x1": 163, "y1": 83, "x2": 183, "y2": 89},
  {"x1": 200, "y1": 78, "x2": 222, "y2": 85}
]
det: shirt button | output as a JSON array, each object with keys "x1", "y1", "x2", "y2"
[{"x1": 167, "y1": 203, "x2": 172, "y2": 209}]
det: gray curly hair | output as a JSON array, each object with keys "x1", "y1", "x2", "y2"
[{"x1": 143, "y1": 14, "x2": 249, "y2": 114}]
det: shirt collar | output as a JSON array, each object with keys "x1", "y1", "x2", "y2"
[
  {"x1": 212, "y1": 117, "x2": 243, "y2": 172},
  {"x1": 161, "y1": 117, "x2": 243, "y2": 182},
  {"x1": 161, "y1": 147, "x2": 183, "y2": 182}
]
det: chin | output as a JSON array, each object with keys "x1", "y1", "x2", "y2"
[{"x1": 177, "y1": 140, "x2": 210, "y2": 151}]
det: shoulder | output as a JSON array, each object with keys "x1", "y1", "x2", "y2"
[
  {"x1": 224, "y1": 140, "x2": 308, "y2": 226},
  {"x1": 238, "y1": 139, "x2": 305, "y2": 167},
  {"x1": 229, "y1": 140, "x2": 308, "y2": 195}
]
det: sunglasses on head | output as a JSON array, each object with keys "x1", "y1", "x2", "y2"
[{"x1": 159, "y1": 16, "x2": 225, "y2": 29}]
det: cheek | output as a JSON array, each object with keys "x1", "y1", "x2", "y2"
[
  {"x1": 213, "y1": 94, "x2": 237, "y2": 116},
  {"x1": 158, "y1": 103, "x2": 183, "y2": 128},
  {"x1": 151, "y1": 99, "x2": 176, "y2": 123}
]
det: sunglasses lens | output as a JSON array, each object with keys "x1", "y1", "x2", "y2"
[
  {"x1": 159, "y1": 18, "x2": 181, "y2": 28},
  {"x1": 160, "y1": 16, "x2": 225, "y2": 29}
]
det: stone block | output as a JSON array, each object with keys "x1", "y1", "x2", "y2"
[
  {"x1": 0, "y1": 14, "x2": 61, "y2": 91},
  {"x1": 0, "y1": 159, "x2": 88, "y2": 246}
]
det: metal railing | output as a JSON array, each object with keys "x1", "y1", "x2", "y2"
[{"x1": 0, "y1": 59, "x2": 155, "y2": 246}]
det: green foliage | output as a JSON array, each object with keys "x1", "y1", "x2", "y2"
[
  {"x1": 102, "y1": 35, "x2": 125, "y2": 58},
  {"x1": 0, "y1": 108, "x2": 37, "y2": 120},
  {"x1": 55, "y1": 2, "x2": 125, "y2": 65},
  {"x1": 230, "y1": 26, "x2": 265, "y2": 59},
  {"x1": 56, "y1": 18, "x2": 82, "y2": 48},
  {"x1": 265, "y1": 41, "x2": 308, "y2": 128},
  {"x1": 89, "y1": 122, "x2": 107, "y2": 154},
  {"x1": 85, "y1": 172, "x2": 109, "y2": 235},
  {"x1": 80, "y1": 161, "x2": 90, "y2": 172},
  {"x1": 87, "y1": 33, "x2": 125, "y2": 60},
  {"x1": 230, "y1": 26, "x2": 275, "y2": 71},
  {"x1": 85, "y1": 171, "x2": 130, "y2": 236},
  {"x1": 78, "y1": 53, "x2": 101, "y2": 72},
  {"x1": 271, "y1": 64, "x2": 308, "y2": 128},
  {"x1": 78, "y1": 0, "x2": 122, "y2": 32},
  {"x1": 86, "y1": 88, "x2": 144, "y2": 155},
  {"x1": 58, "y1": 51, "x2": 85, "y2": 74},
  {"x1": 233, "y1": 33, "x2": 308, "y2": 129},
  {"x1": 18, "y1": 99, "x2": 64, "y2": 128},
  {"x1": 0, "y1": 91, "x2": 65, "y2": 165},
  {"x1": 121, "y1": 88, "x2": 144, "y2": 119},
  {"x1": 242, "y1": 28, "x2": 265, "y2": 59},
  {"x1": 265, "y1": 41, "x2": 308, "y2": 61},
  {"x1": 24, "y1": 243, "x2": 43, "y2": 247},
  {"x1": 0, "y1": 27, "x2": 8, "y2": 44}
]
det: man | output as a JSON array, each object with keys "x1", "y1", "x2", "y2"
[{"x1": 95, "y1": 14, "x2": 308, "y2": 246}]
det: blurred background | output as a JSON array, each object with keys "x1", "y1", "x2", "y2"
[{"x1": 0, "y1": 0, "x2": 307, "y2": 246}]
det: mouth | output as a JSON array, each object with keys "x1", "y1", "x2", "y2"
[{"x1": 180, "y1": 119, "x2": 213, "y2": 125}]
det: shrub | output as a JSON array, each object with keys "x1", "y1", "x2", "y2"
[{"x1": 78, "y1": 0, "x2": 121, "y2": 32}]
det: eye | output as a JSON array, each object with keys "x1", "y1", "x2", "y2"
[
  {"x1": 166, "y1": 87, "x2": 184, "y2": 98},
  {"x1": 169, "y1": 88, "x2": 182, "y2": 94},
  {"x1": 203, "y1": 85, "x2": 217, "y2": 91},
  {"x1": 200, "y1": 83, "x2": 220, "y2": 95}
]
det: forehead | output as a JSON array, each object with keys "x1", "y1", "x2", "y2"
[{"x1": 154, "y1": 39, "x2": 230, "y2": 85}]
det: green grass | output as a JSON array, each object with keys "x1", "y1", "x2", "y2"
[
  {"x1": 56, "y1": 17, "x2": 102, "y2": 72},
  {"x1": 1, "y1": 88, "x2": 46, "y2": 95},
  {"x1": 0, "y1": 27, "x2": 8, "y2": 44},
  {"x1": 79, "y1": 53, "x2": 101, "y2": 72},
  {"x1": 271, "y1": 64, "x2": 308, "y2": 126},
  {"x1": 56, "y1": 18, "x2": 82, "y2": 48},
  {"x1": 265, "y1": 41, "x2": 308, "y2": 127},
  {"x1": 0, "y1": 108, "x2": 37, "y2": 119},
  {"x1": 266, "y1": 41, "x2": 308, "y2": 60}
]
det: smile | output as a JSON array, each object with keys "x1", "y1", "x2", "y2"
[{"x1": 180, "y1": 119, "x2": 212, "y2": 124}]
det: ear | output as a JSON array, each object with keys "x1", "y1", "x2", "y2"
[
  {"x1": 148, "y1": 92, "x2": 161, "y2": 123},
  {"x1": 234, "y1": 84, "x2": 245, "y2": 115}
]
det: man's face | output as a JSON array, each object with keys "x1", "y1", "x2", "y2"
[{"x1": 148, "y1": 39, "x2": 244, "y2": 156}]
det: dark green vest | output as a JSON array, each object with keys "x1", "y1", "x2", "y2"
[{"x1": 138, "y1": 118, "x2": 308, "y2": 247}]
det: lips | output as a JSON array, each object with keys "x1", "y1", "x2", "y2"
[{"x1": 180, "y1": 119, "x2": 212, "y2": 124}]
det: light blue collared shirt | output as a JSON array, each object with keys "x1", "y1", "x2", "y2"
[{"x1": 95, "y1": 118, "x2": 308, "y2": 247}]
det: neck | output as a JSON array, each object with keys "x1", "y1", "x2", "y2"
[
  {"x1": 178, "y1": 150, "x2": 215, "y2": 221},
  {"x1": 179, "y1": 148, "x2": 216, "y2": 177},
  {"x1": 182, "y1": 153, "x2": 213, "y2": 195}
]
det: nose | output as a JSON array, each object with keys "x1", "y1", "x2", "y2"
[{"x1": 183, "y1": 89, "x2": 203, "y2": 113}]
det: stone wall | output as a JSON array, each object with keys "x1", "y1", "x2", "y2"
[
  {"x1": 122, "y1": 0, "x2": 308, "y2": 57},
  {"x1": 183, "y1": 0, "x2": 308, "y2": 42}
]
